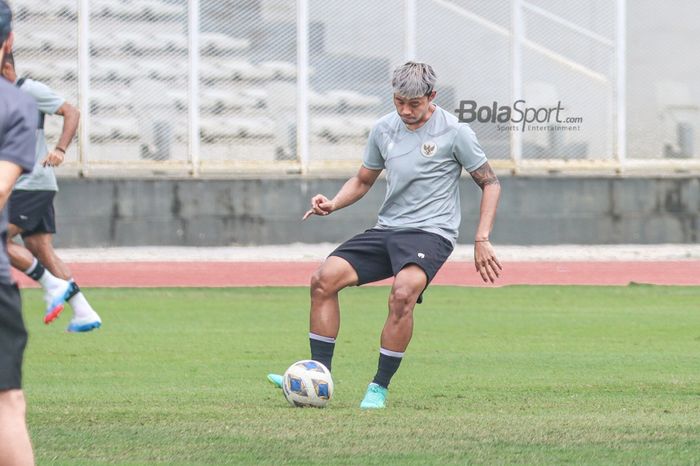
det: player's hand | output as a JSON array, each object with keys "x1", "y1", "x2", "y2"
[
  {"x1": 474, "y1": 240, "x2": 502, "y2": 283},
  {"x1": 302, "y1": 194, "x2": 335, "y2": 220},
  {"x1": 42, "y1": 149, "x2": 65, "y2": 167}
]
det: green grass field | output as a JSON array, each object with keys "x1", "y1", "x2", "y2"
[{"x1": 21, "y1": 285, "x2": 700, "y2": 465}]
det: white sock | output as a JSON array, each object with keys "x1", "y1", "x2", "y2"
[
  {"x1": 30, "y1": 262, "x2": 69, "y2": 294},
  {"x1": 68, "y1": 291, "x2": 98, "y2": 321}
]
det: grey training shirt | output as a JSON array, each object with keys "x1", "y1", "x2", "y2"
[
  {"x1": 0, "y1": 78, "x2": 38, "y2": 284},
  {"x1": 363, "y1": 105, "x2": 487, "y2": 246},
  {"x1": 14, "y1": 78, "x2": 64, "y2": 192}
]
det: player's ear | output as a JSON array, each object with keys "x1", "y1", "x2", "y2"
[
  {"x1": 427, "y1": 90, "x2": 436, "y2": 102},
  {"x1": 1, "y1": 55, "x2": 10, "y2": 77}
]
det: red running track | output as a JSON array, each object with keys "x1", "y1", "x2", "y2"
[{"x1": 12, "y1": 261, "x2": 700, "y2": 288}]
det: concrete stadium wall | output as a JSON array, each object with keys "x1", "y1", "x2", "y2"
[{"x1": 52, "y1": 176, "x2": 700, "y2": 247}]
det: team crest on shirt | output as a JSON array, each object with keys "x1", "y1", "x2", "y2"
[{"x1": 421, "y1": 141, "x2": 437, "y2": 157}]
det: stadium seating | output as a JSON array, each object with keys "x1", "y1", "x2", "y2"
[
  {"x1": 16, "y1": 0, "x2": 385, "y2": 161},
  {"x1": 90, "y1": 118, "x2": 140, "y2": 141}
]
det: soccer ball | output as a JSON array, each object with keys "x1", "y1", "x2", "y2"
[{"x1": 282, "y1": 360, "x2": 334, "y2": 408}]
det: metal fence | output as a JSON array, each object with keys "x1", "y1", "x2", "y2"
[{"x1": 8, "y1": 0, "x2": 700, "y2": 176}]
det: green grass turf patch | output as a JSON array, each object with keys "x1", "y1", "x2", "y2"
[{"x1": 20, "y1": 285, "x2": 700, "y2": 465}]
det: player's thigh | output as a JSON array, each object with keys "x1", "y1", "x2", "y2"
[
  {"x1": 6, "y1": 223, "x2": 23, "y2": 239},
  {"x1": 328, "y1": 229, "x2": 393, "y2": 285},
  {"x1": 22, "y1": 232, "x2": 54, "y2": 257},
  {"x1": 312, "y1": 255, "x2": 360, "y2": 292},
  {"x1": 387, "y1": 229, "x2": 453, "y2": 282}
]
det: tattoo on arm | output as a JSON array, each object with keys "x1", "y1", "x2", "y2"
[{"x1": 469, "y1": 162, "x2": 500, "y2": 189}]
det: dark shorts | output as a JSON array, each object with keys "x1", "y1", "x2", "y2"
[
  {"x1": 0, "y1": 283, "x2": 27, "y2": 390},
  {"x1": 330, "y1": 228, "x2": 454, "y2": 303},
  {"x1": 9, "y1": 190, "x2": 57, "y2": 238}
]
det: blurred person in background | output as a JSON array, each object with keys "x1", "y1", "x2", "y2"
[{"x1": 1, "y1": 52, "x2": 102, "y2": 332}]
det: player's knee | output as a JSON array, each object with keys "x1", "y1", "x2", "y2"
[
  {"x1": 389, "y1": 285, "x2": 417, "y2": 316},
  {"x1": 0, "y1": 390, "x2": 27, "y2": 417},
  {"x1": 310, "y1": 269, "x2": 335, "y2": 299}
]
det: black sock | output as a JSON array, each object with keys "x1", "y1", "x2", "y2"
[
  {"x1": 372, "y1": 348, "x2": 404, "y2": 388},
  {"x1": 26, "y1": 260, "x2": 46, "y2": 281},
  {"x1": 66, "y1": 281, "x2": 80, "y2": 300},
  {"x1": 309, "y1": 333, "x2": 335, "y2": 372}
]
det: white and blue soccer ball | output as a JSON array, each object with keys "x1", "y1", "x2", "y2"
[{"x1": 283, "y1": 360, "x2": 334, "y2": 408}]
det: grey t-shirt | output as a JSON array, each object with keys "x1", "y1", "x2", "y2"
[
  {"x1": 0, "y1": 79, "x2": 38, "y2": 284},
  {"x1": 14, "y1": 78, "x2": 64, "y2": 192},
  {"x1": 363, "y1": 105, "x2": 487, "y2": 246}
]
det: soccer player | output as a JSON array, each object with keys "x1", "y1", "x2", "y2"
[
  {"x1": 1, "y1": 53, "x2": 102, "y2": 332},
  {"x1": 0, "y1": 1, "x2": 37, "y2": 462},
  {"x1": 268, "y1": 62, "x2": 502, "y2": 408}
]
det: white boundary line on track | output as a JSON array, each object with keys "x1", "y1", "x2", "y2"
[{"x1": 54, "y1": 244, "x2": 700, "y2": 263}]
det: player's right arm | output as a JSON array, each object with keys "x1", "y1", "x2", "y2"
[
  {"x1": 303, "y1": 121, "x2": 384, "y2": 220},
  {"x1": 19, "y1": 79, "x2": 73, "y2": 167},
  {"x1": 43, "y1": 101, "x2": 80, "y2": 167},
  {"x1": 302, "y1": 166, "x2": 381, "y2": 220}
]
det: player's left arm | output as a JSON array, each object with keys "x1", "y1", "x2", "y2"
[
  {"x1": 43, "y1": 101, "x2": 80, "y2": 167},
  {"x1": 469, "y1": 161, "x2": 502, "y2": 283}
]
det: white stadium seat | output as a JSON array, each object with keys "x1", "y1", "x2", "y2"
[
  {"x1": 91, "y1": 0, "x2": 134, "y2": 18},
  {"x1": 53, "y1": 61, "x2": 79, "y2": 81},
  {"x1": 199, "y1": 62, "x2": 234, "y2": 82},
  {"x1": 201, "y1": 117, "x2": 275, "y2": 140},
  {"x1": 90, "y1": 89, "x2": 134, "y2": 114},
  {"x1": 114, "y1": 31, "x2": 170, "y2": 55},
  {"x1": 312, "y1": 116, "x2": 373, "y2": 140},
  {"x1": 309, "y1": 91, "x2": 341, "y2": 109},
  {"x1": 153, "y1": 33, "x2": 188, "y2": 54},
  {"x1": 200, "y1": 33, "x2": 250, "y2": 55},
  {"x1": 26, "y1": 31, "x2": 76, "y2": 52},
  {"x1": 233, "y1": 117, "x2": 276, "y2": 138},
  {"x1": 201, "y1": 89, "x2": 261, "y2": 112},
  {"x1": 138, "y1": 0, "x2": 184, "y2": 19},
  {"x1": 49, "y1": 0, "x2": 77, "y2": 18},
  {"x1": 91, "y1": 0, "x2": 182, "y2": 19},
  {"x1": 17, "y1": 61, "x2": 55, "y2": 82},
  {"x1": 325, "y1": 90, "x2": 381, "y2": 108},
  {"x1": 240, "y1": 88, "x2": 268, "y2": 108},
  {"x1": 258, "y1": 61, "x2": 297, "y2": 80},
  {"x1": 139, "y1": 61, "x2": 187, "y2": 81},
  {"x1": 221, "y1": 61, "x2": 274, "y2": 81},
  {"x1": 90, "y1": 33, "x2": 116, "y2": 55},
  {"x1": 166, "y1": 90, "x2": 188, "y2": 111},
  {"x1": 309, "y1": 90, "x2": 380, "y2": 112},
  {"x1": 91, "y1": 118, "x2": 139, "y2": 141},
  {"x1": 92, "y1": 60, "x2": 142, "y2": 82}
]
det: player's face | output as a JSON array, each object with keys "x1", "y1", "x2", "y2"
[{"x1": 394, "y1": 92, "x2": 434, "y2": 126}]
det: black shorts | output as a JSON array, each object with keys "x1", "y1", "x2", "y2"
[
  {"x1": 9, "y1": 190, "x2": 56, "y2": 238},
  {"x1": 330, "y1": 228, "x2": 454, "y2": 303},
  {"x1": 0, "y1": 283, "x2": 27, "y2": 390}
]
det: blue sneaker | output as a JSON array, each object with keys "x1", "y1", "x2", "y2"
[
  {"x1": 267, "y1": 374, "x2": 283, "y2": 388},
  {"x1": 66, "y1": 313, "x2": 102, "y2": 333},
  {"x1": 360, "y1": 383, "x2": 388, "y2": 409},
  {"x1": 43, "y1": 281, "x2": 73, "y2": 324}
]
